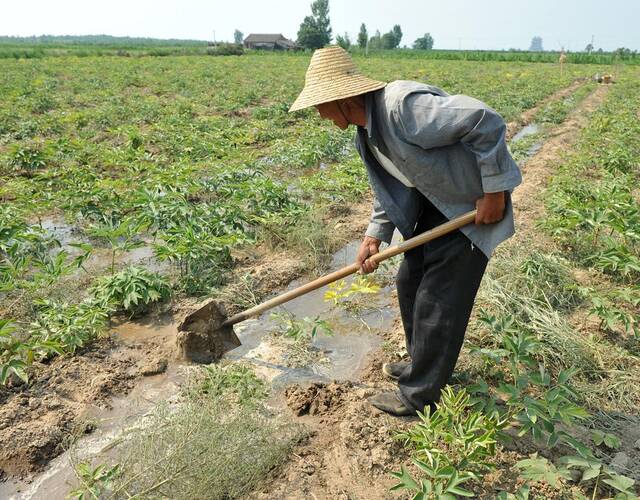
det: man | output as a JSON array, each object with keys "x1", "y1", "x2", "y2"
[{"x1": 289, "y1": 46, "x2": 521, "y2": 416}]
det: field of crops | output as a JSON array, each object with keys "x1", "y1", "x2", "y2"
[{"x1": 1, "y1": 52, "x2": 639, "y2": 498}]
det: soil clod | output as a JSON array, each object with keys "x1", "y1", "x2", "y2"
[
  {"x1": 176, "y1": 300, "x2": 240, "y2": 363},
  {"x1": 285, "y1": 381, "x2": 352, "y2": 416}
]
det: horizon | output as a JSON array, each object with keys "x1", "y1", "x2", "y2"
[
  {"x1": 2, "y1": 0, "x2": 639, "y2": 52},
  {"x1": 0, "y1": 33, "x2": 635, "y2": 53}
]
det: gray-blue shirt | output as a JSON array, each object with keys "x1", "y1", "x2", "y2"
[{"x1": 355, "y1": 80, "x2": 522, "y2": 258}]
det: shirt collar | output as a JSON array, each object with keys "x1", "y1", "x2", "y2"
[{"x1": 363, "y1": 91, "x2": 375, "y2": 139}]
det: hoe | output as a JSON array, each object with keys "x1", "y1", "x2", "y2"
[{"x1": 177, "y1": 210, "x2": 477, "y2": 362}]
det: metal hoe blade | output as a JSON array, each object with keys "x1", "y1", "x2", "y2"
[{"x1": 177, "y1": 300, "x2": 241, "y2": 363}]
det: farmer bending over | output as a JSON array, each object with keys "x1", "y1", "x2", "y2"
[{"x1": 289, "y1": 47, "x2": 521, "y2": 416}]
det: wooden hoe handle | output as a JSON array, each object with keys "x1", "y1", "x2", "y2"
[{"x1": 222, "y1": 210, "x2": 477, "y2": 327}]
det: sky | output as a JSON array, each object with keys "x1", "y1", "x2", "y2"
[{"x1": 2, "y1": 0, "x2": 639, "y2": 51}]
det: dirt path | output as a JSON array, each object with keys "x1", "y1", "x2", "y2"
[
  {"x1": 511, "y1": 84, "x2": 609, "y2": 233},
  {"x1": 251, "y1": 83, "x2": 612, "y2": 500},
  {"x1": 505, "y1": 78, "x2": 587, "y2": 140}
]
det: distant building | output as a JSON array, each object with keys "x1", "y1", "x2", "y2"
[{"x1": 243, "y1": 34, "x2": 296, "y2": 50}]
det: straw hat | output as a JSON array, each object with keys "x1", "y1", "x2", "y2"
[{"x1": 289, "y1": 46, "x2": 387, "y2": 112}]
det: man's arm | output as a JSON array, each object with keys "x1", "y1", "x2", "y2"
[
  {"x1": 365, "y1": 196, "x2": 395, "y2": 243},
  {"x1": 357, "y1": 197, "x2": 395, "y2": 274},
  {"x1": 392, "y1": 92, "x2": 522, "y2": 196}
]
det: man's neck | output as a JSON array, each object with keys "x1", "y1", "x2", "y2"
[{"x1": 349, "y1": 95, "x2": 367, "y2": 127}]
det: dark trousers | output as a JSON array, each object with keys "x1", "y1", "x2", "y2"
[{"x1": 396, "y1": 194, "x2": 488, "y2": 412}]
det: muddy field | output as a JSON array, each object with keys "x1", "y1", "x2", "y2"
[{"x1": 1, "y1": 53, "x2": 640, "y2": 499}]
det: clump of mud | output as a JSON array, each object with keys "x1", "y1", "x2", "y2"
[
  {"x1": 176, "y1": 300, "x2": 240, "y2": 363},
  {"x1": 285, "y1": 381, "x2": 353, "y2": 417},
  {"x1": 0, "y1": 343, "x2": 136, "y2": 477}
]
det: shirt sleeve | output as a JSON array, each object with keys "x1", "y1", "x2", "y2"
[
  {"x1": 392, "y1": 92, "x2": 522, "y2": 193},
  {"x1": 365, "y1": 197, "x2": 396, "y2": 243}
]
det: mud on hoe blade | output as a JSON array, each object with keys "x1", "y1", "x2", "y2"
[{"x1": 177, "y1": 209, "x2": 477, "y2": 363}]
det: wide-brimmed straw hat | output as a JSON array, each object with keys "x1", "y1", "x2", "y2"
[{"x1": 289, "y1": 46, "x2": 387, "y2": 112}]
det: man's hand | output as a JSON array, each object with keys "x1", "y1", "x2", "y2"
[
  {"x1": 356, "y1": 236, "x2": 381, "y2": 274},
  {"x1": 475, "y1": 191, "x2": 506, "y2": 225}
]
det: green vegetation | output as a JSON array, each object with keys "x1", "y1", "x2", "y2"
[
  {"x1": 91, "y1": 266, "x2": 171, "y2": 317},
  {"x1": 69, "y1": 364, "x2": 302, "y2": 499},
  {"x1": 1, "y1": 46, "x2": 638, "y2": 498},
  {"x1": 270, "y1": 312, "x2": 334, "y2": 367}
]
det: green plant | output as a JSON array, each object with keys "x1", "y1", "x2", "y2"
[
  {"x1": 68, "y1": 462, "x2": 120, "y2": 500},
  {"x1": 91, "y1": 266, "x2": 170, "y2": 317},
  {"x1": 586, "y1": 289, "x2": 639, "y2": 337},
  {"x1": 393, "y1": 387, "x2": 507, "y2": 498},
  {"x1": 270, "y1": 311, "x2": 333, "y2": 342},
  {"x1": 590, "y1": 430, "x2": 621, "y2": 450},
  {"x1": 471, "y1": 312, "x2": 590, "y2": 452},
  {"x1": 32, "y1": 245, "x2": 93, "y2": 284},
  {"x1": 87, "y1": 216, "x2": 147, "y2": 275},
  {"x1": 515, "y1": 454, "x2": 571, "y2": 487},
  {"x1": 515, "y1": 454, "x2": 636, "y2": 499},
  {"x1": 0, "y1": 319, "x2": 30, "y2": 385},
  {"x1": 9, "y1": 144, "x2": 47, "y2": 173},
  {"x1": 324, "y1": 276, "x2": 381, "y2": 307},
  {"x1": 153, "y1": 225, "x2": 238, "y2": 295},
  {"x1": 29, "y1": 298, "x2": 111, "y2": 354},
  {"x1": 496, "y1": 485, "x2": 530, "y2": 500},
  {"x1": 392, "y1": 460, "x2": 475, "y2": 499},
  {"x1": 190, "y1": 363, "x2": 268, "y2": 406}
]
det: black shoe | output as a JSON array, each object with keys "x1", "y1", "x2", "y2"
[
  {"x1": 382, "y1": 360, "x2": 410, "y2": 380},
  {"x1": 369, "y1": 391, "x2": 414, "y2": 416}
]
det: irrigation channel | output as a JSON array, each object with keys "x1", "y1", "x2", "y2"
[{"x1": 1, "y1": 238, "x2": 399, "y2": 499}]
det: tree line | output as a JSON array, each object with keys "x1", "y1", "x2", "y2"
[{"x1": 296, "y1": 0, "x2": 434, "y2": 50}]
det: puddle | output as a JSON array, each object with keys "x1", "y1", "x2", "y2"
[
  {"x1": 512, "y1": 123, "x2": 540, "y2": 142},
  {"x1": 38, "y1": 217, "x2": 90, "y2": 256},
  {"x1": 110, "y1": 313, "x2": 176, "y2": 344},
  {"x1": 2, "y1": 235, "x2": 400, "y2": 498},
  {"x1": 37, "y1": 216, "x2": 168, "y2": 274},
  {"x1": 510, "y1": 123, "x2": 544, "y2": 160},
  {"x1": 225, "y1": 236, "x2": 398, "y2": 388}
]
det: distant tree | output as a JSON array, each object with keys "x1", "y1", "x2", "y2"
[
  {"x1": 234, "y1": 30, "x2": 244, "y2": 45},
  {"x1": 336, "y1": 32, "x2": 351, "y2": 50},
  {"x1": 392, "y1": 24, "x2": 403, "y2": 46},
  {"x1": 413, "y1": 33, "x2": 434, "y2": 50},
  {"x1": 584, "y1": 42, "x2": 594, "y2": 53},
  {"x1": 368, "y1": 30, "x2": 382, "y2": 50},
  {"x1": 357, "y1": 23, "x2": 368, "y2": 48},
  {"x1": 529, "y1": 36, "x2": 543, "y2": 51},
  {"x1": 380, "y1": 24, "x2": 402, "y2": 49},
  {"x1": 297, "y1": 0, "x2": 332, "y2": 49},
  {"x1": 381, "y1": 32, "x2": 396, "y2": 49},
  {"x1": 614, "y1": 47, "x2": 633, "y2": 56}
]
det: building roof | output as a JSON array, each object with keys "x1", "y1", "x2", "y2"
[{"x1": 244, "y1": 34, "x2": 288, "y2": 43}]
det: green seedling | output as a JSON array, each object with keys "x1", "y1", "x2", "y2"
[
  {"x1": 68, "y1": 462, "x2": 121, "y2": 500},
  {"x1": 393, "y1": 386, "x2": 507, "y2": 498},
  {"x1": 91, "y1": 266, "x2": 171, "y2": 317},
  {"x1": 324, "y1": 276, "x2": 381, "y2": 306},
  {"x1": 87, "y1": 216, "x2": 147, "y2": 275}
]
